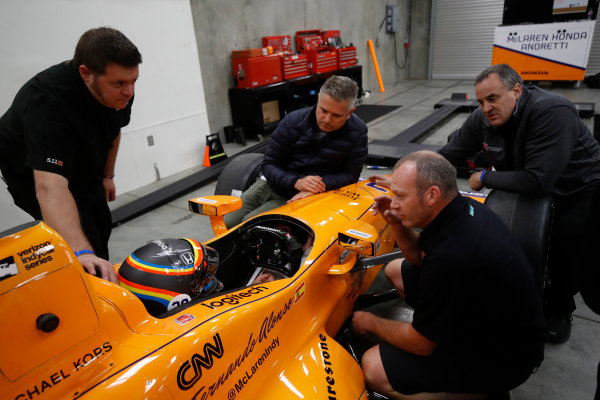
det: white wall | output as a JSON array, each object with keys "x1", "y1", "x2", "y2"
[{"x1": 0, "y1": 0, "x2": 209, "y2": 231}]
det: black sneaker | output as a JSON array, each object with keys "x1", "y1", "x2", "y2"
[{"x1": 545, "y1": 313, "x2": 572, "y2": 344}]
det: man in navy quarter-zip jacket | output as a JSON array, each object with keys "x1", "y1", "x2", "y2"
[{"x1": 224, "y1": 75, "x2": 368, "y2": 228}]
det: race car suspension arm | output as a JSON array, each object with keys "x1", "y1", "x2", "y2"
[{"x1": 351, "y1": 250, "x2": 403, "y2": 272}]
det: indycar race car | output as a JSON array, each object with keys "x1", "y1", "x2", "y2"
[
  {"x1": 0, "y1": 176, "x2": 398, "y2": 400},
  {"x1": 0, "y1": 146, "x2": 554, "y2": 400}
]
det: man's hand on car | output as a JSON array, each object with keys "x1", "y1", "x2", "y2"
[{"x1": 294, "y1": 175, "x2": 326, "y2": 193}]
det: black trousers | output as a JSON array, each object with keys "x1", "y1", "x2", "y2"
[
  {"x1": 551, "y1": 187, "x2": 600, "y2": 400},
  {"x1": 3, "y1": 172, "x2": 111, "y2": 259},
  {"x1": 596, "y1": 360, "x2": 600, "y2": 400},
  {"x1": 577, "y1": 186, "x2": 600, "y2": 315},
  {"x1": 545, "y1": 185, "x2": 600, "y2": 316}
]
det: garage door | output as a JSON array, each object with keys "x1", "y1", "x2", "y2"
[
  {"x1": 588, "y1": 21, "x2": 600, "y2": 75},
  {"x1": 430, "y1": 0, "x2": 503, "y2": 79}
]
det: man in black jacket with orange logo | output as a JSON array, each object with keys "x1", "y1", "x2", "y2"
[{"x1": 439, "y1": 64, "x2": 600, "y2": 344}]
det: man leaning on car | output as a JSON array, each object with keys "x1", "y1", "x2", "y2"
[
  {"x1": 440, "y1": 64, "x2": 600, "y2": 344},
  {"x1": 353, "y1": 151, "x2": 546, "y2": 398},
  {"x1": 0, "y1": 27, "x2": 142, "y2": 284}
]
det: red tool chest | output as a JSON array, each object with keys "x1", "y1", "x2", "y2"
[
  {"x1": 281, "y1": 54, "x2": 310, "y2": 79},
  {"x1": 337, "y1": 46, "x2": 357, "y2": 69},
  {"x1": 321, "y1": 30, "x2": 341, "y2": 47},
  {"x1": 306, "y1": 49, "x2": 338, "y2": 74},
  {"x1": 231, "y1": 48, "x2": 263, "y2": 58},
  {"x1": 295, "y1": 30, "x2": 324, "y2": 53},
  {"x1": 231, "y1": 54, "x2": 282, "y2": 88},
  {"x1": 262, "y1": 35, "x2": 293, "y2": 54},
  {"x1": 321, "y1": 30, "x2": 357, "y2": 69},
  {"x1": 296, "y1": 30, "x2": 338, "y2": 74}
]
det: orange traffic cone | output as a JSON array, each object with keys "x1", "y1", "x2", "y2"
[
  {"x1": 203, "y1": 144, "x2": 211, "y2": 167},
  {"x1": 204, "y1": 133, "x2": 228, "y2": 167}
]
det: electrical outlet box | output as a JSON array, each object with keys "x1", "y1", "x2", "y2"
[{"x1": 385, "y1": 5, "x2": 401, "y2": 33}]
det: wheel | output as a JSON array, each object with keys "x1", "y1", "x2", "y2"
[
  {"x1": 484, "y1": 190, "x2": 553, "y2": 292},
  {"x1": 214, "y1": 153, "x2": 264, "y2": 196}
]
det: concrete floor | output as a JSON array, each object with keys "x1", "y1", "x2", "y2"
[
  {"x1": 108, "y1": 79, "x2": 599, "y2": 400},
  {"x1": 2, "y1": 79, "x2": 598, "y2": 399}
]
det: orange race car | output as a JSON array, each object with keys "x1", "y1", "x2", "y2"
[
  {"x1": 0, "y1": 176, "x2": 399, "y2": 400},
  {"x1": 0, "y1": 147, "x2": 551, "y2": 400}
]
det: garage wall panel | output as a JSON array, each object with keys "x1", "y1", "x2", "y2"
[
  {"x1": 0, "y1": 0, "x2": 208, "y2": 231},
  {"x1": 430, "y1": 0, "x2": 504, "y2": 79}
]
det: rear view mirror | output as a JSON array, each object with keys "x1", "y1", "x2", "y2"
[
  {"x1": 188, "y1": 195, "x2": 242, "y2": 216},
  {"x1": 338, "y1": 220, "x2": 379, "y2": 257},
  {"x1": 188, "y1": 195, "x2": 242, "y2": 236}
]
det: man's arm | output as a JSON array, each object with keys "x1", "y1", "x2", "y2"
[
  {"x1": 102, "y1": 133, "x2": 120, "y2": 202},
  {"x1": 262, "y1": 118, "x2": 327, "y2": 199},
  {"x1": 33, "y1": 170, "x2": 118, "y2": 283},
  {"x1": 372, "y1": 195, "x2": 423, "y2": 265},
  {"x1": 482, "y1": 106, "x2": 575, "y2": 194},
  {"x1": 353, "y1": 311, "x2": 437, "y2": 356},
  {"x1": 439, "y1": 112, "x2": 485, "y2": 168}
]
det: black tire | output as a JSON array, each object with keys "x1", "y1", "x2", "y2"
[
  {"x1": 215, "y1": 153, "x2": 264, "y2": 196},
  {"x1": 484, "y1": 189, "x2": 553, "y2": 292}
]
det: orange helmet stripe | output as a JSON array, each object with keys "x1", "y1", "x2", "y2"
[{"x1": 118, "y1": 273, "x2": 180, "y2": 299}]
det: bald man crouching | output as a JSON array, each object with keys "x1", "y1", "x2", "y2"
[{"x1": 353, "y1": 151, "x2": 545, "y2": 399}]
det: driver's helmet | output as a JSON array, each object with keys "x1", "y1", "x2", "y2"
[{"x1": 118, "y1": 238, "x2": 219, "y2": 317}]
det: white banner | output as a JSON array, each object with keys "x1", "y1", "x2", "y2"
[{"x1": 494, "y1": 20, "x2": 596, "y2": 69}]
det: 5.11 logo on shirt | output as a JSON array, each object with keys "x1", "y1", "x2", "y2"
[{"x1": 46, "y1": 157, "x2": 63, "y2": 167}]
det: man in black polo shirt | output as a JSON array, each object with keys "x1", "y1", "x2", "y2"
[
  {"x1": 0, "y1": 27, "x2": 142, "y2": 283},
  {"x1": 353, "y1": 151, "x2": 545, "y2": 397}
]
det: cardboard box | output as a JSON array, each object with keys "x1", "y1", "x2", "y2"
[{"x1": 262, "y1": 100, "x2": 281, "y2": 124}]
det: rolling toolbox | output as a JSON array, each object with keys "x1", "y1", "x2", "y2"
[
  {"x1": 281, "y1": 54, "x2": 310, "y2": 79},
  {"x1": 321, "y1": 30, "x2": 342, "y2": 47},
  {"x1": 296, "y1": 30, "x2": 338, "y2": 74},
  {"x1": 232, "y1": 53, "x2": 282, "y2": 88},
  {"x1": 306, "y1": 49, "x2": 338, "y2": 74},
  {"x1": 264, "y1": 34, "x2": 310, "y2": 79},
  {"x1": 321, "y1": 30, "x2": 357, "y2": 69},
  {"x1": 295, "y1": 29, "x2": 324, "y2": 53},
  {"x1": 262, "y1": 35, "x2": 293, "y2": 54},
  {"x1": 337, "y1": 46, "x2": 357, "y2": 69}
]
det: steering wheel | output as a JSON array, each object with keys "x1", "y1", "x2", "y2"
[{"x1": 243, "y1": 226, "x2": 303, "y2": 276}]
